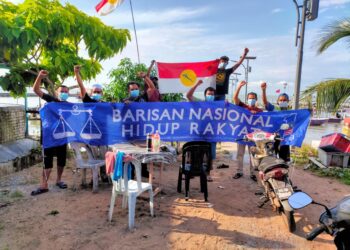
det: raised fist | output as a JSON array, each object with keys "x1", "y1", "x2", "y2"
[
  {"x1": 239, "y1": 80, "x2": 247, "y2": 87},
  {"x1": 74, "y1": 65, "x2": 81, "y2": 74},
  {"x1": 244, "y1": 48, "x2": 249, "y2": 54},
  {"x1": 38, "y1": 70, "x2": 48, "y2": 78},
  {"x1": 261, "y1": 82, "x2": 267, "y2": 90}
]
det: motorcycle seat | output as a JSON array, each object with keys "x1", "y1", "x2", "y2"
[{"x1": 258, "y1": 156, "x2": 289, "y2": 174}]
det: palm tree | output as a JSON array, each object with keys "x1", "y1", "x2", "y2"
[
  {"x1": 317, "y1": 18, "x2": 350, "y2": 53},
  {"x1": 301, "y1": 79, "x2": 350, "y2": 112},
  {"x1": 301, "y1": 18, "x2": 350, "y2": 112}
]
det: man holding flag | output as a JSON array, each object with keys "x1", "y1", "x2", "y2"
[{"x1": 215, "y1": 48, "x2": 249, "y2": 100}]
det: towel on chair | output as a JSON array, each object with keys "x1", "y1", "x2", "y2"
[
  {"x1": 112, "y1": 151, "x2": 131, "y2": 181},
  {"x1": 105, "y1": 151, "x2": 116, "y2": 174}
]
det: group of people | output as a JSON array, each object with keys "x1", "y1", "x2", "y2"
[{"x1": 31, "y1": 47, "x2": 291, "y2": 195}]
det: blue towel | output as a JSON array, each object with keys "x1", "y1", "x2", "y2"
[{"x1": 112, "y1": 151, "x2": 131, "y2": 181}]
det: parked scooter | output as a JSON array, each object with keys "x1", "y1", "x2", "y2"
[
  {"x1": 242, "y1": 126, "x2": 296, "y2": 232},
  {"x1": 288, "y1": 192, "x2": 350, "y2": 250}
]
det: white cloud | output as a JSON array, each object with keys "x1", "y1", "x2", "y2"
[
  {"x1": 320, "y1": 0, "x2": 350, "y2": 8},
  {"x1": 271, "y1": 8, "x2": 283, "y2": 14}
]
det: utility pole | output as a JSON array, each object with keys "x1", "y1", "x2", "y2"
[{"x1": 292, "y1": 0, "x2": 319, "y2": 109}]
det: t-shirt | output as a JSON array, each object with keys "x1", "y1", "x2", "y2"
[
  {"x1": 82, "y1": 93, "x2": 98, "y2": 103},
  {"x1": 238, "y1": 101, "x2": 263, "y2": 113},
  {"x1": 122, "y1": 96, "x2": 145, "y2": 103},
  {"x1": 215, "y1": 67, "x2": 234, "y2": 95},
  {"x1": 265, "y1": 102, "x2": 289, "y2": 111},
  {"x1": 42, "y1": 93, "x2": 60, "y2": 103}
]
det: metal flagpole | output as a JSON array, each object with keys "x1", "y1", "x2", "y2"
[{"x1": 129, "y1": 0, "x2": 140, "y2": 64}]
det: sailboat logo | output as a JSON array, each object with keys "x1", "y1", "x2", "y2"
[{"x1": 52, "y1": 105, "x2": 102, "y2": 140}]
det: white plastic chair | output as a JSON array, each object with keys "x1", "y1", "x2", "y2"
[
  {"x1": 108, "y1": 160, "x2": 154, "y2": 229},
  {"x1": 70, "y1": 142, "x2": 105, "y2": 192}
]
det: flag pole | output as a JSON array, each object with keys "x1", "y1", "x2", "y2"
[{"x1": 129, "y1": 0, "x2": 140, "y2": 64}]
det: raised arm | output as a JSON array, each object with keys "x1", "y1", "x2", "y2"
[
  {"x1": 186, "y1": 79, "x2": 203, "y2": 101},
  {"x1": 233, "y1": 80, "x2": 246, "y2": 105},
  {"x1": 261, "y1": 82, "x2": 268, "y2": 106},
  {"x1": 146, "y1": 60, "x2": 155, "y2": 77},
  {"x1": 232, "y1": 48, "x2": 249, "y2": 72},
  {"x1": 32, "y1": 70, "x2": 48, "y2": 98},
  {"x1": 74, "y1": 65, "x2": 86, "y2": 97},
  {"x1": 138, "y1": 71, "x2": 156, "y2": 90}
]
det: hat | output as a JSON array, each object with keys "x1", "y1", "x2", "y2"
[
  {"x1": 92, "y1": 83, "x2": 103, "y2": 89},
  {"x1": 220, "y1": 56, "x2": 229, "y2": 61}
]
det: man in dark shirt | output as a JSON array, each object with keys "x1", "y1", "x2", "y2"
[
  {"x1": 232, "y1": 80, "x2": 263, "y2": 182},
  {"x1": 215, "y1": 48, "x2": 249, "y2": 100},
  {"x1": 31, "y1": 70, "x2": 69, "y2": 195},
  {"x1": 74, "y1": 65, "x2": 103, "y2": 103},
  {"x1": 123, "y1": 81, "x2": 146, "y2": 103}
]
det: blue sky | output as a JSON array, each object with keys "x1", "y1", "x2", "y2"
[{"x1": 11, "y1": 0, "x2": 350, "y2": 96}]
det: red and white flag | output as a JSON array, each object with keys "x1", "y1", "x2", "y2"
[
  {"x1": 95, "y1": 0, "x2": 124, "y2": 16},
  {"x1": 156, "y1": 60, "x2": 219, "y2": 94}
]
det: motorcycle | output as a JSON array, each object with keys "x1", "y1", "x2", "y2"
[
  {"x1": 242, "y1": 126, "x2": 296, "y2": 232},
  {"x1": 288, "y1": 192, "x2": 350, "y2": 249}
]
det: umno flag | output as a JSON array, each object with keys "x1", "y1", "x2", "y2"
[
  {"x1": 156, "y1": 60, "x2": 220, "y2": 94},
  {"x1": 95, "y1": 0, "x2": 124, "y2": 16}
]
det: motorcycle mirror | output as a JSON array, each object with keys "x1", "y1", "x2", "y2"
[
  {"x1": 288, "y1": 192, "x2": 313, "y2": 209},
  {"x1": 280, "y1": 123, "x2": 289, "y2": 130}
]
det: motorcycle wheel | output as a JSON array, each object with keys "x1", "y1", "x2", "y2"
[{"x1": 281, "y1": 210, "x2": 296, "y2": 233}]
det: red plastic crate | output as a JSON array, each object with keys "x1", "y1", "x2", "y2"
[{"x1": 319, "y1": 133, "x2": 350, "y2": 153}]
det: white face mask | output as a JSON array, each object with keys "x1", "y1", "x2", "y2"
[
  {"x1": 279, "y1": 101, "x2": 289, "y2": 108},
  {"x1": 218, "y1": 62, "x2": 228, "y2": 69}
]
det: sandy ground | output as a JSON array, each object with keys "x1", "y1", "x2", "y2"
[{"x1": 0, "y1": 142, "x2": 349, "y2": 250}]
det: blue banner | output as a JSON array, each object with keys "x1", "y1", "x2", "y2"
[{"x1": 39, "y1": 101, "x2": 311, "y2": 149}]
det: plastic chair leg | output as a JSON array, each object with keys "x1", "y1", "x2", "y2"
[
  {"x1": 108, "y1": 189, "x2": 117, "y2": 222},
  {"x1": 73, "y1": 168, "x2": 78, "y2": 191},
  {"x1": 185, "y1": 173, "x2": 190, "y2": 201},
  {"x1": 200, "y1": 172, "x2": 208, "y2": 202},
  {"x1": 177, "y1": 167, "x2": 182, "y2": 193},
  {"x1": 92, "y1": 168, "x2": 99, "y2": 193},
  {"x1": 128, "y1": 194, "x2": 137, "y2": 229},
  {"x1": 148, "y1": 188, "x2": 154, "y2": 217},
  {"x1": 122, "y1": 194, "x2": 128, "y2": 209}
]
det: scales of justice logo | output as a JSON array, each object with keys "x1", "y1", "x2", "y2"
[{"x1": 52, "y1": 105, "x2": 102, "y2": 140}]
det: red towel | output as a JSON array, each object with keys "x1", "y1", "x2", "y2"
[{"x1": 105, "y1": 151, "x2": 116, "y2": 174}]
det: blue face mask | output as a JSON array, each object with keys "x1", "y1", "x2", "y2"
[
  {"x1": 59, "y1": 92, "x2": 69, "y2": 101},
  {"x1": 247, "y1": 98, "x2": 256, "y2": 107},
  {"x1": 130, "y1": 89, "x2": 139, "y2": 98},
  {"x1": 205, "y1": 95, "x2": 215, "y2": 102},
  {"x1": 92, "y1": 93, "x2": 102, "y2": 101},
  {"x1": 218, "y1": 62, "x2": 228, "y2": 69}
]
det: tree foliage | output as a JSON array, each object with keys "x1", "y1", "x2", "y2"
[
  {"x1": 317, "y1": 18, "x2": 350, "y2": 54},
  {"x1": 301, "y1": 79, "x2": 350, "y2": 111},
  {"x1": 0, "y1": 0, "x2": 130, "y2": 96},
  {"x1": 103, "y1": 58, "x2": 147, "y2": 102},
  {"x1": 104, "y1": 58, "x2": 184, "y2": 102}
]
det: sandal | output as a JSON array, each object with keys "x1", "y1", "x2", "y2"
[
  {"x1": 233, "y1": 173, "x2": 243, "y2": 179},
  {"x1": 217, "y1": 164, "x2": 229, "y2": 169},
  {"x1": 31, "y1": 188, "x2": 49, "y2": 196},
  {"x1": 250, "y1": 175, "x2": 257, "y2": 182},
  {"x1": 207, "y1": 176, "x2": 213, "y2": 182},
  {"x1": 56, "y1": 182, "x2": 68, "y2": 189}
]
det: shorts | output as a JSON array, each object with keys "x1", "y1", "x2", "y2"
[{"x1": 43, "y1": 144, "x2": 67, "y2": 169}]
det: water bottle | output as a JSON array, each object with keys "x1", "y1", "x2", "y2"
[
  {"x1": 152, "y1": 130, "x2": 160, "y2": 152},
  {"x1": 146, "y1": 133, "x2": 152, "y2": 152}
]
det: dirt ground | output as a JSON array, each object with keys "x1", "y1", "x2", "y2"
[{"x1": 0, "y1": 142, "x2": 349, "y2": 250}]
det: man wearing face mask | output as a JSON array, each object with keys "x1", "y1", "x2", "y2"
[
  {"x1": 31, "y1": 70, "x2": 70, "y2": 195},
  {"x1": 186, "y1": 79, "x2": 217, "y2": 181},
  {"x1": 215, "y1": 48, "x2": 249, "y2": 101},
  {"x1": 261, "y1": 82, "x2": 290, "y2": 161},
  {"x1": 123, "y1": 81, "x2": 145, "y2": 103},
  {"x1": 232, "y1": 80, "x2": 263, "y2": 181},
  {"x1": 74, "y1": 65, "x2": 103, "y2": 103}
]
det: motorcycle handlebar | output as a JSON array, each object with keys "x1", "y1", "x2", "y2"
[{"x1": 306, "y1": 225, "x2": 326, "y2": 241}]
